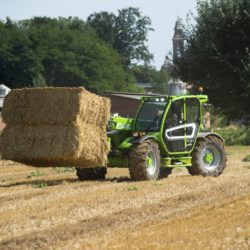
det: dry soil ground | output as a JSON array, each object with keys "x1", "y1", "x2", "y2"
[{"x1": 0, "y1": 146, "x2": 249, "y2": 250}]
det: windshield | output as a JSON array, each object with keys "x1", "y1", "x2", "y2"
[{"x1": 134, "y1": 101, "x2": 168, "y2": 132}]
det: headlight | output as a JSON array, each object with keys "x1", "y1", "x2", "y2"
[{"x1": 133, "y1": 131, "x2": 145, "y2": 137}]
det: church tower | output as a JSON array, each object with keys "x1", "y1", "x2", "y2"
[
  {"x1": 160, "y1": 17, "x2": 187, "y2": 96},
  {"x1": 173, "y1": 18, "x2": 184, "y2": 62}
]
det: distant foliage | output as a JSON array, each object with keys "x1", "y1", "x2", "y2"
[
  {"x1": 215, "y1": 127, "x2": 250, "y2": 145},
  {"x1": 242, "y1": 154, "x2": 250, "y2": 162},
  {"x1": 130, "y1": 65, "x2": 170, "y2": 94},
  {"x1": 177, "y1": 0, "x2": 250, "y2": 119},
  {"x1": 87, "y1": 7, "x2": 153, "y2": 67},
  {"x1": 0, "y1": 10, "x2": 159, "y2": 93},
  {"x1": 0, "y1": 17, "x2": 133, "y2": 92}
]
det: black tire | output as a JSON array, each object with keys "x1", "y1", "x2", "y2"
[
  {"x1": 128, "y1": 140, "x2": 161, "y2": 181},
  {"x1": 76, "y1": 167, "x2": 107, "y2": 181},
  {"x1": 187, "y1": 136, "x2": 227, "y2": 176}
]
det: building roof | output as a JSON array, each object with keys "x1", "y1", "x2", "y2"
[
  {"x1": 0, "y1": 84, "x2": 11, "y2": 91},
  {"x1": 102, "y1": 92, "x2": 164, "y2": 100},
  {"x1": 136, "y1": 82, "x2": 153, "y2": 88},
  {"x1": 173, "y1": 17, "x2": 184, "y2": 41},
  {"x1": 174, "y1": 17, "x2": 183, "y2": 31},
  {"x1": 0, "y1": 84, "x2": 11, "y2": 98},
  {"x1": 0, "y1": 97, "x2": 4, "y2": 108},
  {"x1": 108, "y1": 93, "x2": 142, "y2": 100}
]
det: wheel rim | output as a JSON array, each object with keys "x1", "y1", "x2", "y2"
[
  {"x1": 146, "y1": 151, "x2": 156, "y2": 176},
  {"x1": 201, "y1": 146, "x2": 220, "y2": 171}
]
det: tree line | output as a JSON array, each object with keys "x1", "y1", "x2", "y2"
[{"x1": 0, "y1": 8, "x2": 167, "y2": 93}]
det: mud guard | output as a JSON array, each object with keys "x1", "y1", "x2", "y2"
[
  {"x1": 133, "y1": 135, "x2": 157, "y2": 144},
  {"x1": 197, "y1": 132, "x2": 225, "y2": 143}
]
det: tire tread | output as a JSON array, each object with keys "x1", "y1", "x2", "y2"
[{"x1": 187, "y1": 136, "x2": 227, "y2": 176}]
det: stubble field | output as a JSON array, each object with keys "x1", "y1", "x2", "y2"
[{"x1": 0, "y1": 146, "x2": 249, "y2": 249}]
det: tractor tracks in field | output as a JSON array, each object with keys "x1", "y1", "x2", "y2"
[{"x1": 1, "y1": 175, "x2": 249, "y2": 250}]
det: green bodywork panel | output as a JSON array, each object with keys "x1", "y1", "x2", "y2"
[
  {"x1": 109, "y1": 116, "x2": 134, "y2": 131},
  {"x1": 108, "y1": 151, "x2": 128, "y2": 168},
  {"x1": 107, "y1": 116, "x2": 133, "y2": 168},
  {"x1": 118, "y1": 137, "x2": 134, "y2": 150},
  {"x1": 161, "y1": 156, "x2": 192, "y2": 168},
  {"x1": 108, "y1": 116, "x2": 134, "y2": 150}
]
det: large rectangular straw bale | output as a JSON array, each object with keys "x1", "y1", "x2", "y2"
[
  {"x1": 2, "y1": 87, "x2": 110, "y2": 130},
  {"x1": 0, "y1": 87, "x2": 110, "y2": 167},
  {"x1": 0, "y1": 124, "x2": 108, "y2": 167}
]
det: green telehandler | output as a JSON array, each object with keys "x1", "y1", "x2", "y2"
[{"x1": 76, "y1": 94, "x2": 227, "y2": 181}]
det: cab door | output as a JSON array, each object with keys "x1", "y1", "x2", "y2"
[
  {"x1": 185, "y1": 98, "x2": 200, "y2": 151},
  {"x1": 163, "y1": 98, "x2": 200, "y2": 153}
]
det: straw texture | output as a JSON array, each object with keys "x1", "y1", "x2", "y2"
[{"x1": 0, "y1": 87, "x2": 110, "y2": 167}]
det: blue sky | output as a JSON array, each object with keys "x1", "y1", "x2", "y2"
[{"x1": 0, "y1": 0, "x2": 197, "y2": 69}]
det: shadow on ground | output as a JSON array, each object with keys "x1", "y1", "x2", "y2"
[
  {"x1": 0, "y1": 175, "x2": 134, "y2": 188},
  {"x1": 0, "y1": 178, "x2": 79, "y2": 188}
]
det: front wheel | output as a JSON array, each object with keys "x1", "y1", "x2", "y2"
[
  {"x1": 76, "y1": 167, "x2": 107, "y2": 181},
  {"x1": 187, "y1": 136, "x2": 227, "y2": 177},
  {"x1": 128, "y1": 140, "x2": 161, "y2": 181}
]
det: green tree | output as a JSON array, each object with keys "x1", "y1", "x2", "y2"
[
  {"x1": 0, "y1": 17, "x2": 134, "y2": 92},
  {"x1": 131, "y1": 65, "x2": 170, "y2": 94},
  {"x1": 87, "y1": 7, "x2": 153, "y2": 66},
  {"x1": 153, "y1": 69, "x2": 170, "y2": 94},
  {"x1": 22, "y1": 17, "x2": 129, "y2": 92},
  {"x1": 177, "y1": 0, "x2": 250, "y2": 119},
  {"x1": 0, "y1": 18, "x2": 43, "y2": 89},
  {"x1": 131, "y1": 64, "x2": 157, "y2": 83},
  {"x1": 87, "y1": 12, "x2": 116, "y2": 46}
]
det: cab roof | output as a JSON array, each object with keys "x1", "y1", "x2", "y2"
[{"x1": 140, "y1": 95, "x2": 208, "y2": 103}]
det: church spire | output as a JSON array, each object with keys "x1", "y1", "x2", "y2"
[{"x1": 173, "y1": 17, "x2": 184, "y2": 61}]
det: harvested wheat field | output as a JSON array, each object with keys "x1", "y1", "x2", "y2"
[{"x1": 0, "y1": 146, "x2": 249, "y2": 250}]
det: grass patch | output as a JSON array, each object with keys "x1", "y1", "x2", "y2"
[
  {"x1": 214, "y1": 127, "x2": 250, "y2": 146},
  {"x1": 127, "y1": 186, "x2": 138, "y2": 191},
  {"x1": 53, "y1": 167, "x2": 76, "y2": 174},
  {"x1": 27, "y1": 170, "x2": 44, "y2": 179},
  {"x1": 32, "y1": 181, "x2": 48, "y2": 188},
  {"x1": 0, "y1": 177, "x2": 13, "y2": 183},
  {"x1": 153, "y1": 182, "x2": 163, "y2": 186},
  {"x1": 243, "y1": 155, "x2": 250, "y2": 162}
]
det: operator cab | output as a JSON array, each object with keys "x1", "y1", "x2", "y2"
[{"x1": 134, "y1": 95, "x2": 207, "y2": 155}]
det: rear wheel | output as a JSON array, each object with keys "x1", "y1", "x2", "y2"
[
  {"x1": 76, "y1": 167, "x2": 106, "y2": 181},
  {"x1": 128, "y1": 140, "x2": 160, "y2": 181},
  {"x1": 187, "y1": 136, "x2": 226, "y2": 176}
]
